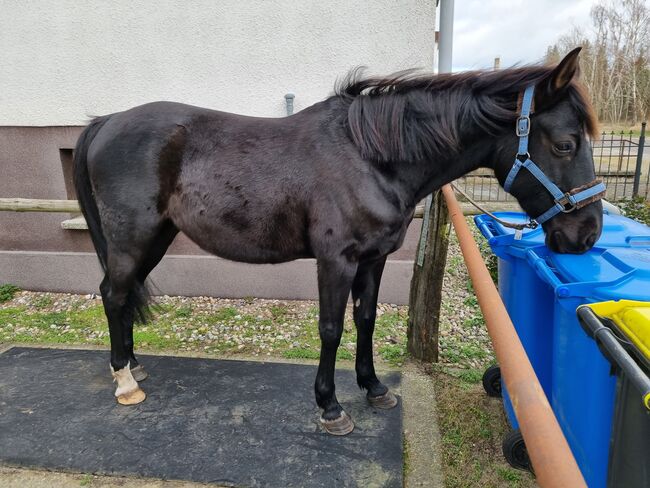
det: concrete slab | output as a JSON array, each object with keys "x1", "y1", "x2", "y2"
[{"x1": 402, "y1": 361, "x2": 443, "y2": 487}]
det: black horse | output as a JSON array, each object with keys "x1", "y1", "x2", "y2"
[{"x1": 74, "y1": 48, "x2": 601, "y2": 435}]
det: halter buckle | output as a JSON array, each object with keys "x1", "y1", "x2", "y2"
[
  {"x1": 516, "y1": 152, "x2": 530, "y2": 162},
  {"x1": 516, "y1": 116, "x2": 530, "y2": 137},
  {"x1": 555, "y1": 193, "x2": 577, "y2": 213}
]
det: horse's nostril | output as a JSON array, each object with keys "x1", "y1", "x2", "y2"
[
  {"x1": 550, "y1": 231, "x2": 564, "y2": 252},
  {"x1": 584, "y1": 233, "x2": 598, "y2": 249}
]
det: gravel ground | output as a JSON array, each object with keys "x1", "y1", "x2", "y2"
[{"x1": 0, "y1": 292, "x2": 407, "y2": 365}]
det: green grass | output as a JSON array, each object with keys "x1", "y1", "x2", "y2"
[
  {"x1": 457, "y1": 368, "x2": 483, "y2": 384},
  {"x1": 0, "y1": 284, "x2": 20, "y2": 303},
  {"x1": 0, "y1": 298, "x2": 408, "y2": 366},
  {"x1": 378, "y1": 343, "x2": 407, "y2": 365},
  {"x1": 32, "y1": 295, "x2": 54, "y2": 309},
  {"x1": 439, "y1": 334, "x2": 493, "y2": 367},
  {"x1": 463, "y1": 314, "x2": 485, "y2": 329},
  {"x1": 270, "y1": 304, "x2": 290, "y2": 320},
  {"x1": 617, "y1": 196, "x2": 650, "y2": 226},
  {"x1": 79, "y1": 474, "x2": 93, "y2": 487},
  {"x1": 433, "y1": 366, "x2": 536, "y2": 488},
  {"x1": 497, "y1": 467, "x2": 523, "y2": 483},
  {"x1": 208, "y1": 306, "x2": 239, "y2": 322},
  {"x1": 463, "y1": 296, "x2": 479, "y2": 308},
  {"x1": 282, "y1": 347, "x2": 320, "y2": 360},
  {"x1": 174, "y1": 304, "x2": 193, "y2": 318}
]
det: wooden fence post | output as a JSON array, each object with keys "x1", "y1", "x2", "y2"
[{"x1": 407, "y1": 189, "x2": 450, "y2": 362}]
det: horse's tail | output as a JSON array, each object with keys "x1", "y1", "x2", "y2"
[
  {"x1": 73, "y1": 116, "x2": 111, "y2": 273},
  {"x1": 73, "y1": 116, "x2": 152, "y2": 323}
]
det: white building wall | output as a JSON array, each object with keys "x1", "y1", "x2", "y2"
[{"x1": 1, "y1": 0, "x2": 436, "y2": 126}]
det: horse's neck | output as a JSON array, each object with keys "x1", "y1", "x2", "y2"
[{"x1": 405, "y1": 135, "x2": 493, "y2": 203}]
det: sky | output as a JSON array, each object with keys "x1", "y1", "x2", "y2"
[{"x1": 450, "y1": 0, "x2": 596, "y2": 71}]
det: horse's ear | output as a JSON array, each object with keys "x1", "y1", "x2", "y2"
[{"x1": 536, "y1": 47, "x2": 581, "y2": 108}]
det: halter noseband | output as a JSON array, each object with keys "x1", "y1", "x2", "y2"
[{"x1": 503, "y1": 85, "x2": 606, "y2": 228}]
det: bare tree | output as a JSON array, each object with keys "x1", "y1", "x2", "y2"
[{"x1": 546, "y1": 0, "x2": 650, "y2": 124}]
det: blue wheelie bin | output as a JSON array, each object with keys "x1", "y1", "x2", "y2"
[
  {"x1": 528, "y1": 246, "x2": 650, "y2": 488},
  {"x1": 475, "y1": 212, "x2": 650, "y2": 429},
  {"x1": 475, "y1": 212, "x2": 650, "y2": 483}
]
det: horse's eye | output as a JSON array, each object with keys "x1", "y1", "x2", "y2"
[{"x1": 553, "y1": 141, "x2": 574, "y2": 154}]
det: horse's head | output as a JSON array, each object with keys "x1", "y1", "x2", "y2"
[{"x1": 493, "y1": 48, "x2": 603, "y2": 254}]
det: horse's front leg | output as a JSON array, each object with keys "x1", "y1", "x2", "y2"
[
  {"x1": 352, "y1": 256, "x2": 398, "y2": 409},
  {"x1": 315, "y1": 257, "x2": 357, "y2": 435}
]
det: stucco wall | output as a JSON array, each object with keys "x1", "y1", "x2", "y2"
[{"x1": 1, "y1": 0, "x2": 436, "y2": 125}]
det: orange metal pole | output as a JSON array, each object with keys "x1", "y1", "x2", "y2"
[{"x1": 441, "y1": 184, "x2": 586, "y2": 488}]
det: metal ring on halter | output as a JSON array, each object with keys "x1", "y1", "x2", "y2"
[
  {"x1": 516, "y1": 152, "x2": 530, "y2": 162},
  {"x1": 555, "y1": 194, "x2": 578, "y2": 213}
]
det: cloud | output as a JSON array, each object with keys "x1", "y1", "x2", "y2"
[{"x1": 450, "y1": 0, "x2": 595, "y2": 71}]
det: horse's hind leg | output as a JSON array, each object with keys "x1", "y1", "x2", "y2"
[
  {"x1": 352, "y1": 256, "x2": 398, "y2": 409},
  {"x1": 100, "y1": 251, "x2": 146, "y2": 405},
  {"x1": 124, "y1": 221, "x2": 179, "y2": 382}
]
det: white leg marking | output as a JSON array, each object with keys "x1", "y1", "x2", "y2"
[
  {"x1": 355, "y1": 298, "x2": 361, "y2": 308},
  {"x1": 110, "y1": 361, "x2": 146, "y2": 404},
  {"x1": 111, "y1": 361, "x2": 139, "y2": 397}
]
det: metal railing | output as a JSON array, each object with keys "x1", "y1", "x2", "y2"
[{"x1": 456, "y1": 122, "x2": 648, "y2": 203}]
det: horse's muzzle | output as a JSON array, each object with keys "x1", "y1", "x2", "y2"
[{"x1": 543, "y1": 203, "x2": 603, "y2": 254}]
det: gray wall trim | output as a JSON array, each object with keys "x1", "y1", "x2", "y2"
[{"x1": 0, "y1": 251, "x2": 414, "y2": 305}]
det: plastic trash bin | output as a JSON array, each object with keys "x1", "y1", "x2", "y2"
[
  {"x1": 475, "y1": 212, "x2": 650, "y2": 430},
  {"x1": 577, "y1": 301, "x2": 650, "y2": 488},
  {"x1": 528, "y1": 247, "x2": 650, "y2": 488}
]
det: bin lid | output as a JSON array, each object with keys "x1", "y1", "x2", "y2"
[
  {"x1": 587, "y1": 300, "x2": 650, "y2": 361},
  {"x1": 549, "y1": 247, "x2": 650, "y2": 303},
  {"x1": 475, "y1": 212, "x2": 650, "y2": 249}
]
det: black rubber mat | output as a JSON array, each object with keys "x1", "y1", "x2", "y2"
[{"x1": 0, "y1": 347, "x2": 402, "y2": 487}]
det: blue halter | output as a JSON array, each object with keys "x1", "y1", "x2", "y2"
[{"x1": 503, "y1": 85, "x2": 606, "y2": 227}]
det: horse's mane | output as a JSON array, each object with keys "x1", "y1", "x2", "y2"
[{"x1": 336, "y1": 66, "x2": 598, "y2": 164}]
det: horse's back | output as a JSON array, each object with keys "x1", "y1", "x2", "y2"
[
  {"x1": 81, "y1": 98, "x2": 401, "y2": 265},
  {"x1": 84, "y1": 100, "x2": 325, "y2": 262}
]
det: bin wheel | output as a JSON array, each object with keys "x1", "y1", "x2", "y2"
[
  {"x1": 482, "y1": 365, "x2": 502, "y2": 398},
  {"x1": 502, "y1": 429, "x2": 532, "y2": 472}
]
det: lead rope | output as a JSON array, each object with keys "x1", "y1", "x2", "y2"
[{"x1": 450, "y1": 183, "x2": 539, "y2": 231}]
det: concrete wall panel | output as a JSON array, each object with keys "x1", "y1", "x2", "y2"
[{"x1": 0, "y1": 251, "x2": 414, "y2": 304}]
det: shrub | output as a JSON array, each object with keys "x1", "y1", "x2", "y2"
[
  {"x1": 617, "y1": 196, "x2": 650, "y2": 225},
  {"x1": 0, "y1": 284, "x2": 20, "y2": 303}
]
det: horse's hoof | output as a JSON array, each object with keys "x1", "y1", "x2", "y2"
[
  {"x1": 130, "y1": 364, "x2": 148, "y2": 382},
  {"x1": 367, "y1": 390, "x2": 398, "y2": 409},
  {"x1": 320, "y1": 411, "x2": 354, "y2": 436},
  {"x1": 117, "y1": 387, "x2": 146, "y2": 405}
]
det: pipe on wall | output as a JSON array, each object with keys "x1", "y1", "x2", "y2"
[{"x1": 284, "y1": 93, "x2": 295, "y2": 116}]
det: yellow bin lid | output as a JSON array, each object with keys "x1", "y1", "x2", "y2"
[{"x1": 587, "y1": 300, "x2": 650, "y2": 361}]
